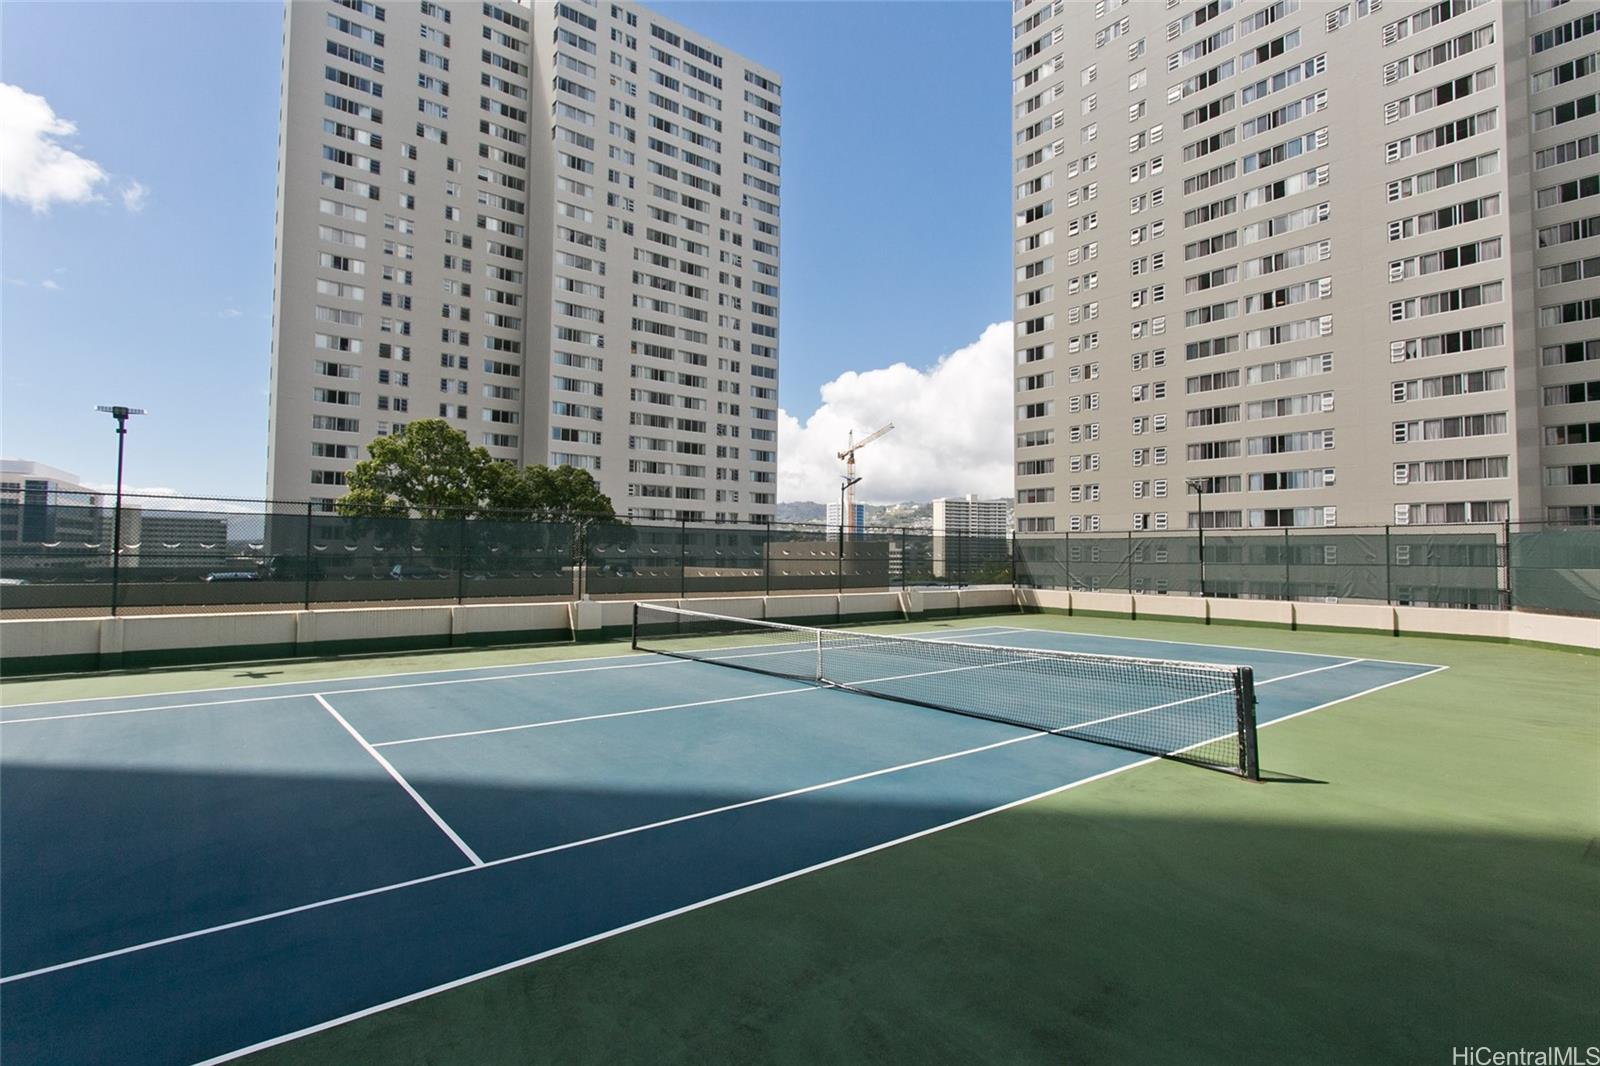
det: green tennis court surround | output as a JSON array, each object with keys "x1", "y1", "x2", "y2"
[{"x1": 1, "y1": 616, "x2": 1452, "y2": 1061}]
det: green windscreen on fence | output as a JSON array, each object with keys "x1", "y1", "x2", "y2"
[
  {"x1": 2, "y1": 491, "x2": 1596, "y2": 618},
  {"x1": 1015, "y1": 526, "x2": 1516, "y2": 610},
  {"x1": 1511, "y1": 528, "x2": 1600, "y2": 615}
]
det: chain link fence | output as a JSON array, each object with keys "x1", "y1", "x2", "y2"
[
  {"x1": 1015, "y1": 521, "x2": 1600, "y2": 615},
  {"x1": 0, "y1": 492, "x2": 1010, "y2": 618},
  {"x1": 1, "y1": 492, "x2": 1595, "y2": 618}
]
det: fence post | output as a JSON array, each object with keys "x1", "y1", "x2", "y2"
[
  {"x1": 1503, "y1": 517, "x2": 1514, "y2": 610},
  {"x1": 303, "y1": 501, "x2": 314, "y2": 611},
  {"x1": 574, "y1": 521, "x2": 585, "y2": 602},
  {"x1": 900, "y1": 527, "x2": 908, "y2": 591},
  {"x1": 679, "y1": 518, "x2": 688, "y2": 601},
  {"x1": 1127, "y1": 529, "x2": 1135, "y2": 593},
  {"x1": 763, "y1": 522, "x2": 772, "y2": 597},
  {"x1": 1384, "y1": 525, "x2": 1393, "y2": 605},
  {"x1": 1063, "y1": 530, "x2": 1071, "y2": 590},
  {"x1": 456, "y1": 512, "x2": 467, "y2": 605},
  {"x1": 837, "y1": 525, "x2": 845, "y2": 597},
  {"x1": 109, "y1": 495, "x2": 123, "y2": 617},
  {"x1": 1010, "y1": 534, "x2": 1020, "y2": 589},
  {"x1": 1282, "y1": 528, "x2": 1292, "y2": 602}
]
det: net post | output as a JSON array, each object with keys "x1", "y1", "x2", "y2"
[
  {"x1": 1235, "y1": 666, "x2": 1260, "y2": 781},
  {"x1": 814, "y1": 627, "x2": 824, "y2": 683},
  {"x1": 631, "y1": 601, "x2": 640, "y2": 650}
]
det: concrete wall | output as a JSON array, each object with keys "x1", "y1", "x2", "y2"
[
  {"x1": 4, "y1": 588, "x2": 1595, "y2": 675},
  {"x1": 1015, "y1": 589, "x2": 1598, "y2": 651}
]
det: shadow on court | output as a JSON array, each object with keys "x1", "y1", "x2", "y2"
[
  {"x1": 1255, "y1": 769, "x2": 1328, "y2": 784},
  {"x1": 2, "y1": 754, "x2": 1595, "y2": 1066}
]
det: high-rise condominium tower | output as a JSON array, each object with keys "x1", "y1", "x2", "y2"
[
  {"x1": 268, "y1": 0, "x2": 782, "y2": 522},
  {"x1": 1010, "y1": 0, "x2": 1598, "y2": 535}
]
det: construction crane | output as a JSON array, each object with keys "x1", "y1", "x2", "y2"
[{"x1": 837, "y1": 423, "x2": 894, "y2": 542}]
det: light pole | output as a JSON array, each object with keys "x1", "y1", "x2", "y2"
[
  {"x1": 838, "y1": 475, "x2": 861, "y2": 561},
  {"x1": 96, "y1": 405, "x2": 147, "y2": 615},
  {"x1": 1185, "y1": 478, "x2": 1207, "y2": 598}
]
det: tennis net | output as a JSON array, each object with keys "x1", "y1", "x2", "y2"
[{"x1": 632, "y1": 603, "x2": 1259, "y2": 778}]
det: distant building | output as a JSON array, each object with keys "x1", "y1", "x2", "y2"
[
  {"x1": 0, "y1": 460, "x2": 233, "y2": 574},
  {"x1": 932, "y1": 494, "x2": 1013, "y2": 579},
  {"x1": 933, "y1": 495, "x2": 1013, "y2": 538},
  {"x1": 130, "y1": 511, "x2": 232, "y2": 569},
  {"x1": 824, "y1": 501, "x2": 866, "y2": 541},
  {"x1": 0, "y1": 460, "x2": 104, "y2": 571}
]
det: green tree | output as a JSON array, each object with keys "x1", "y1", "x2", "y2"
[
  {"x1": 336, "y1": 420, "x2": 494, "y2": 520},
  {"x1": 483, "y1": 463, "x2": 617, "y2": 523},
  {"x1": 336, "y1": 419, "x2": 617, "y2": 522}
]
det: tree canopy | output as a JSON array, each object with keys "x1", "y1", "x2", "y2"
[{"x1": 336, "y1": 419, "x2": 616, "y2": 523}]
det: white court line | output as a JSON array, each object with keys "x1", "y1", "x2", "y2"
[
  {"x1": 1248, "y1": 663, "x2": 1448, "y2": 731},
  {"x1": 1255, "y1": 657, "x2": 1366, "y2": 684},
  {"x1": 0, "y1": 624, "x2": 1022, "y2": 724},
  {"x1": 195, "y1": 658, "x2": 1450, "y2": 1065},
  {"x1": 0, "y1": 650, "x2": 1374, "y2": 987},
  {"x1": 374, "y1": 654, "x2": 1045, "y2": 747},
  {"x1": 0, "y1": 660, "x2": 685, "y2": 727},
  {"x1": 0, "y1": 623, "x2": 1020, "y2": 712},
  {"x1": 1, "y1": 690, "x2": 1163, "y2": 987},
  {"x1": 191, "y1": 758, "x2": 1147, "y2": 1066},
  {"x1": 313, "y1": 695, "x2": 483, "y2": 868},
  {"x1": 375, "y1": 687, "x2": 809, "y2": 747},
  {"x1": 0, "y1": 649, "x2": 653, "y2": 710},
  {"x1": 977, "y1": 626, "x2": 1444, "y2": 671}
]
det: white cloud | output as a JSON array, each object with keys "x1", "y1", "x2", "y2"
[
  {"x1": 120, "y1": 180, "x2": 149, "y2": 213},
  {"x1": 778, "y1": 322, "x2": 1015, "y2": 504},
  {"x1": 81, "y1": 483, "x2": 260, "y2": 514},
  {"x1": 0, "y1": 83, "x2": 108, "y2": 212},
  {"x1": 40, "y1": 278, "x2": 60, "y2": 291},
  {"x1": 84, "y1": 482, "x2": 182, "y2": 497},
  {"x1": 218, "y1": 308, "x2": 243, "y2": 318}
]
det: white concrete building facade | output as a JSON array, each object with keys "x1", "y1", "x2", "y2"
[
  {"x1": 269, "y1": 0, "x2": 781, "y2": 522},
  {"x1": 1010, "y1": 0, "x2": 1600, "y2": 534}
]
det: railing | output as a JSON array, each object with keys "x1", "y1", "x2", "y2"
[
  {"x1": 1, "y1": 492, "x2": 1596, "y2": 618},
  {"x1": 0, "y1": 493, "x2": 1011, "y2": 618},
  {"x1": 1013, "y1": 522, "x2": 1600, "y2": 617}
]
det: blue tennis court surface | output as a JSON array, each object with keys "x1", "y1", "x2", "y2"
[{"x1": 0, "y1": 622, "x2": 1443, "y2": 1063}]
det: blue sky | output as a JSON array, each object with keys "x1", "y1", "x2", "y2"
[{"x1": 1, "y1": 1, "x2": 1012, "y2": 501}]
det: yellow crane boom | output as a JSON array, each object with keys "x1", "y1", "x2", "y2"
[{"x1": 836, "y1": 423, "x2": 894, "y2": 539}]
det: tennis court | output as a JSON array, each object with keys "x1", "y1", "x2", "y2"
[{"x1": 1, "y1": 614, "x2": 1443, "y2": 1063}]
